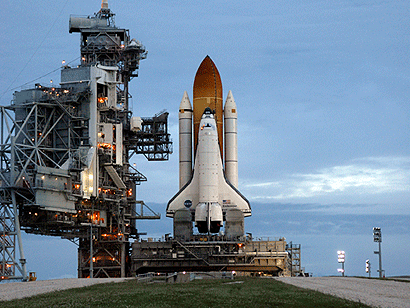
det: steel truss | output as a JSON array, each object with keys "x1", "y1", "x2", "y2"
[
  {"x1": 0, "y1": 190, "x2": 26, "y2": 280},
  {"x1": 1, "y1": 2, "x2": 172, "y2": 280}
]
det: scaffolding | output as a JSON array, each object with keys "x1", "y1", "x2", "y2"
[
  {"x1": 286, "y1": 242, "x2": 302, "y2": 276},
  {"x1": 0, "y1": 191, "x2": 26, "y2": 281},
  {"x1": 128, "y1": 111, "x2": 173, "y2": 161},
  {"x1": 0, "y1": 2, "x2": 171, "y2": 280}
]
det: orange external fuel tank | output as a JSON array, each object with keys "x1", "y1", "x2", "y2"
[{"x1": 193, "y1": 56, "x2": 224, "y2": 158}]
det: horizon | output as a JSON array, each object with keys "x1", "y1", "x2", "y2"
[{"x1": 1, "y1": 0, "x2": 409, "y2": 280}]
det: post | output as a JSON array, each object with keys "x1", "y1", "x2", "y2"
[
  {"x1": 373, "y1": 227, "x2": 383, "y2": 278},
  {"x1": 365, "y1": 259, "x2": 371, "y2": 278},
  {"x1": 378, "y1": 241, "x2": 382, "y2": 278},
  {"x1": 90, "y1": 223, "x2": 93, "y2": 278},
  {"x1": 337, "y1": 250, "x2": 345, "y2": 277}
]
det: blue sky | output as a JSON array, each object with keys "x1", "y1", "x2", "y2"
[{"x1": 1, "y1": 0, "x2": 409, "y2": 279}]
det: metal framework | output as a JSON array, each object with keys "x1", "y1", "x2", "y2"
[
  {"x1": 128, "y1": 111, "x2": 173, "y2": 161},
  {"x1": 0, "y1": 193, "x2": 26, "y2": 280},
  {"x1": 0, "y1": 2, "x2": 172, "y2": 280},
  {"x1": 286, "y1": 242, "x2": 301, "y2": 276},
  {"x1": 131, "y1": 238, "x2": 290, "y2": 276}
]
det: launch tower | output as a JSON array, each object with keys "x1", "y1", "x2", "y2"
[{"x1": 0, "y1": 1, "x2": 172, "y2": 280}]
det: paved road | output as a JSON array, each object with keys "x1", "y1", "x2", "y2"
[
  {"x1": 0, "y1": 278, "x2": 130, "y2": 302},
  {"x1": 275, "y1": 277, "x2": 410, "y2": 308}
]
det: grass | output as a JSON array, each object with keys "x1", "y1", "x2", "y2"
[{"x1": 1, "y1": 277, "x2": 372, "y2": 308}]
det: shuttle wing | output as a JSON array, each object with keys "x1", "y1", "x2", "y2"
[
  {"x1": 166, "y1": 168, "x2": 200, "y2": 217},
  {"x1": 166, "y1": 145, "x2": 251, "y2": 218},
  {"x1": 219, "y1": 174, "x2": 251, "y2": 216}
]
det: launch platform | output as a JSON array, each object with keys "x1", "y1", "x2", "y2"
[{"x1": 131, "y1": 236, "x2": 291, "y2": 276}]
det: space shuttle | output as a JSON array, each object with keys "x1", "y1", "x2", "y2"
[{"x1": 167, "y1": 56, "x2": 251, "y2": 238}]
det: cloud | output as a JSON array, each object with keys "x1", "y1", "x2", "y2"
[{"x1": 243, "y1": 156, "x2": 410, "y2": 204}]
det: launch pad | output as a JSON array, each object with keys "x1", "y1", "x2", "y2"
[{"x1": 1, "y1": 1, "x2": 303, "y2": 280}]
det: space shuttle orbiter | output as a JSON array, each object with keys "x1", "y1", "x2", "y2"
[{"x1": 167, "y1": 56, "x2": 251, "y2": 238}]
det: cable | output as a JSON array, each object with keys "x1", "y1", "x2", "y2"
[
  {"x1": 0, "y1": 0, "x2": 70, "y2": 101},
  {"x1": 6, "y1": 57, "x2": 80, "y2": 93}
]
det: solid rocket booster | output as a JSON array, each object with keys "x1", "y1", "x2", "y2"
[
  {"x1": 224, "y1": 90, "x2": 238, "y2": 188},
  {"x1": 168, "y1": 56, "x2": 251, "y2": 235},
  {"x1": 179, "y1": 91, "x2": 193, "y2": 189}
]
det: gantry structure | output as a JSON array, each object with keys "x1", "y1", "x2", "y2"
[{"x1": 0, "y1": 1, "x2": 172, "y2": 280}]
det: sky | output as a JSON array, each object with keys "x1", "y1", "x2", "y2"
[{"x1": 0, "y1": 0, "x2": 409, "y2": 279}]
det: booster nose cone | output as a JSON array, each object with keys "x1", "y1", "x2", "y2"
[
  {"x1": 179, "y1": 91, "x2": 192, "y2": 111},
  {"x1": 224, "y1": 90, "x2": 237, "y2": 116},
  {"x1": 101, "y1": 0, "x2": 109, "y2": 9}
]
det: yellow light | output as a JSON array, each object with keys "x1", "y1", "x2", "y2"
[
  {"x1": 98, "y1": 97, "x2": 108, "y2": 104},
  {"x1": 88, "y1": 174, "x2": 93, "y2": 180},
  {"x1": 98, "y1": 143, "x2": 112, "y2": 149}
]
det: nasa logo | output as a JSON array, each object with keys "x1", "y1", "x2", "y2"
[{"x1": 184, "y1": 200, "x2": 192, "y2": 208}]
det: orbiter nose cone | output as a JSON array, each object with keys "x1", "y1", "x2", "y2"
[
  {"x1": 193, "y1": 56, "x2": 222, "y2": 101},
  {"x1": 179, "y1": 91, "x2": 192, "y2": 110}
]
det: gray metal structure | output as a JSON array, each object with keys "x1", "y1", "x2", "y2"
[
  {"x1": 373, "y1": 227, "x2": 383, "y2": 278},
  {"x1": 0, "y1": 1, "x2": 172, "y2": 280},
  {"x1": 286, "y1": 242, "x2": 302, "y2": 276},
  {"x1": 132, "y1": 236, "x2": 290, "y2": 276}
]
